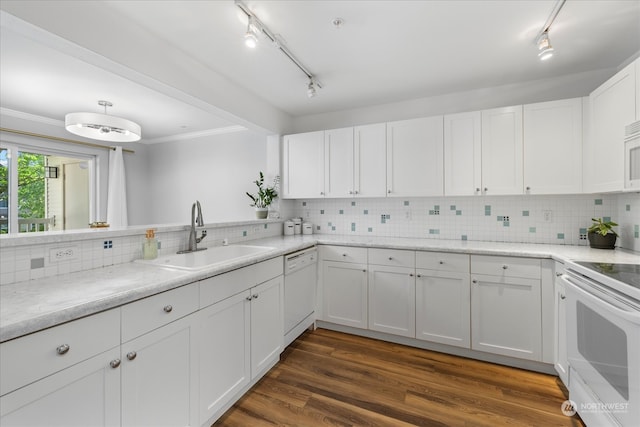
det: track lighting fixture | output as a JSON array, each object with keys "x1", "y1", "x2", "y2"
[
  {"x1": 534, "y1": 0, "x2": 565, "y2": 61},
  {"x1": 235, "y1": 0, "x2": 322, "y2": 98},
  {"x1": 537, "y1": 31, "x2": 554, "y2": 61}
]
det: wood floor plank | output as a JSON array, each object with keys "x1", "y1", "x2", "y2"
[{"x1": 213, "y1": 329, "x2": 584, "y2": 427}]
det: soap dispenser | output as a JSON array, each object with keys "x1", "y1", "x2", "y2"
[{"x1": 143, "y1": 229, "x2": 158, "y2": 260}]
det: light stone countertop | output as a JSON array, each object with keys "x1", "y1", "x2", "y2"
[{"x1": 2, "y1": 234, "x2": 638, "y2": 343}]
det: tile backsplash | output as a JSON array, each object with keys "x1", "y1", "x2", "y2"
[
  {"x1": 0, "y1": 221, "x2": 283, "y2": 286},
  {"x1": 292, "y1": 193, "x2": 640, "y2": 250}
]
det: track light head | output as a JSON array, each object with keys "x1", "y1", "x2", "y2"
[
  {"x1": 244, "y1": 17, "x2": 260, "y2": 48},
  {"x1": 536, "y1": 31, "x2": 554, "y2": 61},
  {"x1": 307, "y1": 80, "x2": 317, "y2": 98}
]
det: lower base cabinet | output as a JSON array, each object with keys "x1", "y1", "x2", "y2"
[
  {"x1": 471, "y1": 274, "x2": 542, "y2": 361},
  {"x1": 198, "y1": 290, "x2": 251, "y2": 424},
  {"x1": 322, "y1": 260, "x2": 368, "y2": 329},
  {"x1": 416, "y1": 269, "x2": 471, "y2": 348},
  {"x1": 250, "y1": 276, "x2": 284, "y2": 379},
  {"x1": 0, "y1": 347, "x2": 121, "y2": 427},
  {"x1": 368, "y1": 265, "x2": 415, "y2": 338},
  {"x1": 121, "y1": 314, "x2": 198, "y2": 427}
]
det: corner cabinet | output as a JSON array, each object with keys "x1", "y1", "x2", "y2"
[
  {"x1": 524, "y1": 98, "x2": 583, "y2": 194},
  {"x1": 282, "y1": 131, "x2": 325, "y2": 198},
  {"x1": 481, "y1": 106, "x2": 523, "y2": 195},
  {"x1": 386, "y1": 116, "x2": 444, "y2": 197},
  {"x1": 470, "y1": 255, "x2": 542, "y2": 361},
  {"x1": 585, "y1": 60, "x2": 636, "y2": 192}
]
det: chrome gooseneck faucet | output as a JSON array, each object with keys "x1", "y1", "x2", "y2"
[{"x1": 178, "y1": 200, "x2": 207, "y2": 253}]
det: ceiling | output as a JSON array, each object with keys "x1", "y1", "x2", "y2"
[{"x1": 1, "y1": 0, "x2": 639, "y2": 143}]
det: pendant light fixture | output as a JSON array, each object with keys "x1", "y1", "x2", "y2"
[{"x1": 65, "y1": 100, "x2": 142, "y2": 142}]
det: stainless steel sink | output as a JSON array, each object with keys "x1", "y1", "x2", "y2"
[{"x1": 136, "y1": 245, "x2": 275, "y2": 271}]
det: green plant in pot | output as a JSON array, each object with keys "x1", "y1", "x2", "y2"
[
  {"x1": 246, "y1": 172, "x2": 279, "y2": 219},
  {"x1": 587, "y1": 217, "x2": 618, "y2": 249}
]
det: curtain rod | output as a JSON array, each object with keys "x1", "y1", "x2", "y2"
[{"x1": 0, "y1": 127, "x2": 136, "y2": 154}]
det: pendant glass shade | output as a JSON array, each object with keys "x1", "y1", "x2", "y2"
[{"x1": 65, "y1": 112, "x2": 142, "y2": 142}]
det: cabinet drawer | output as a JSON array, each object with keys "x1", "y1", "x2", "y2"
[
  {"x1": 471, "y1": 255, "x2": 541, "y2": 279},
  {"x1": 320, "y1": 245, "x2": 367, "y2": 264},
  {"x1": 416, "y1": 252, "x2": 469, "y2": 272},
  {"x1": 200, "y1": 257, "x2": 283, "y2": 308},
  {"x1": 368, "y1": 248, "x2": 415, "y2": 268},
  {"x1": 122, "y1": 284, "x2": 199, "y2": 342},
  {"x1": 0, "y1": 308, "x2": 120, "y2": 396}
]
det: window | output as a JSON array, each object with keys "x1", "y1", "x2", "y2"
[{"x1": 0, "y1": 144, "x2": 95, "y2": 234}]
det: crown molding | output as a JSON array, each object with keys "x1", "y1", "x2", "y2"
[
  {"x1": 143, "y1": 125, "x2": 247, "y2": 144},
  {"x1": 0, "y1": 107, "x2": 64, "y2": 127}
]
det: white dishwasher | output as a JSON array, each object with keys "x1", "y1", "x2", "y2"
[{"x1": 283, "y1": 247, "x2": 317, "y2": 347}]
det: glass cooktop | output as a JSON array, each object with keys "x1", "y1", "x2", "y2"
[{"x1": 576, "y1": 262, "x2": 640, "y2": 289}]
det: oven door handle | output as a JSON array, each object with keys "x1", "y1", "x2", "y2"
[{"x1": 563, "y1": 276, "x2": 640, "y2": 324}]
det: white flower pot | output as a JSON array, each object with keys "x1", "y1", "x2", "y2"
[{"x1": 255, "y1": 208, "x2": 268, "y2": 219}]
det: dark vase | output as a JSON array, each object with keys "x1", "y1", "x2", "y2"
[{"x1": 587, "y1": 232, "x2": 617, "y2": 249}]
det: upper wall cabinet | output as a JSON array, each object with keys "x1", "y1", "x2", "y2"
[
  {"x1": 481, "y1": 106, "x2": 524, "y2": 195},
  {"x1": 353, "y1": 123, "x2": 387, "y2": 197},
  {"x1": 585, "y1": 60, "x2": 636, "y2": 193},
  {"x1": 386, "y1": 116, "x2": 444, "y2": 197},
  {"x1": 524, "y1": 98, "x2": 583, "y2": 195},
  {"x1": 324, "y1": 124, "x2": 387, "y2": 198},
  {"x1": 282, "y1": 131, "x2": 325, "y2": 199},
  {"x1": 444, "y1": 111, "x2": 482, "y2": 196}
]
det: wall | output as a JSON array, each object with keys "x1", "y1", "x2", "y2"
[
  {"x1": 291, "y1": 193, "x2": 640, "y2": 251},
  {"x1": 288, "y1": 68, "x2": 616, "y2": 134},
  {"x1": 146, "y1": 130, "x2": 271, "y2": 224}
]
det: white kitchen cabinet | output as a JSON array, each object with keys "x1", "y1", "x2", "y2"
[
  {"x1": 386, "y1": 116, "x2": 444, "y2": 197},
  {"x1": 524, "y1": 98, "x2": 583, "y2": 194},
  {"x1": 321, "y1": 260, "x2": 368, "y2": 329},
  {"x1": 282, "y1": 130, "x2": 325, "y2": 198},
  {"x1": 554, "y1": 262, "x2": 569, "y2": 386},
  {"x1": 481, "y1": 106, "x2": 523, "y2": 195},
  {"x1": 121, "y1": 313, "x2": 198, "y2": 427},
  {"x1": 415, "y1": 252, "x2": 471, "y2": 348},
  {"x1": 444, "y1": 111, "x2": 482, "y2": 196},
  {"x1": 197, "y1": 290, "x2": 250, "y2": 425},
  {"x1": 585, "y1": 60, "x2": 636, "y2": 192},
  {"x1": 324, "y1": 127, "x2": 354, "y2": 198},
  {"x1": 250, "y1": 276, "x2": 284, "y2": 379},
  {"x1": 368, "y1": 249, "x2": 416, "y2": 338},
  {"x1": 0, "y1": 347, "x2": 121, "y2": 427},
  {"x1": 470, "y1": 255, "x2": 542, "y2": 361},
  {"x1": 354, "y1": 123, "x2": 387, "y2": 197}
]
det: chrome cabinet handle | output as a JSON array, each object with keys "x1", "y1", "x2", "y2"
[
  {"x1": 387, "y1": 189, "x2": 391, "y2": 194},
  {"x1": 320, "y1": 192, "x2": 325, "y2": 195},
  {"x1": 246, "y1": 295, "x2": 253, "y2": 301},
  {"x1": 126, "y1": 351, "x2": 137, "y2": 361},
  {"x1": 416, "y1": 274, "x2": 422, "y2": 278},
  {"x1": 556, "y1": 272, "x2": 563, "y2": 277},
  {"x1": 409, "y1": 273, "x2": 414, "y2": 277},
  {"x1": 476, "y1": 188, "x2": 480, "y2": 192},
  {"x1": 163, "y1": 305, "x2": 173, "y2": 313},
  {"x1": 362, "y1": 269, "x2": 366, "y2": 273},
  {"x1": 342, "y1": 253, "x2": 347, "y2": 257},
  {"x1": 388, "y1": 257, "x2": 393, "y2": 260},
  {"x1": 484, "y1": 187, "x2": 488, "y2": 192},
  {"x1": 56, "y1": 344, "x2": 70, "y2": 355},
  {"x1": 354, "y1": 191, "x2": 359, "y2": 194},
  {"x1": 252, "y1": 294, "x2": 259, "y2": 299},
  {"x1": 502, "y1": 265, "x2": 508, "y2": 270},
  {"x1": 560, "y1": 294, "x2": 566, "y2": 300},
  {"x1": 349, "y1": 191, "x2": 353, "y2": 194},
  {"x1": 439, "y1": 261, "x2": 444, "y2": 265},
  {"x1": 526, "y1": 186, "x2": 531, "y2": 191},
  {"x1": 472, "y1": 279, "x2": 478, "y2": 284},
  {"x1": 110, "y1": 359, "x2": 121, "y2": 369}
]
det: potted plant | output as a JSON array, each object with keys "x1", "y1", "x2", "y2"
[
  {"x1": 246, "y1": 172, "x2": 279, "y2": 219},
  {"x1": 587, "y1": 218, "x2": 618, "y2": 249}
]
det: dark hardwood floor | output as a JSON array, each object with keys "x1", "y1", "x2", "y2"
[{"x1": 214, "y1": 328, "x2": 585, "y2": 426}]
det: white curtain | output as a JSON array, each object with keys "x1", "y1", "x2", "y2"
[{"x1": 107, "y1": 146, "x2": 128, "y2": 227}]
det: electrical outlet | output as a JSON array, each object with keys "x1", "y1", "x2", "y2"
[
  {"x1": 49, "y1": 246, "x2": 79, "y2": 262},
  {"x1": 543, "y1": 210, "x2": 553, "y2": 223}
]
